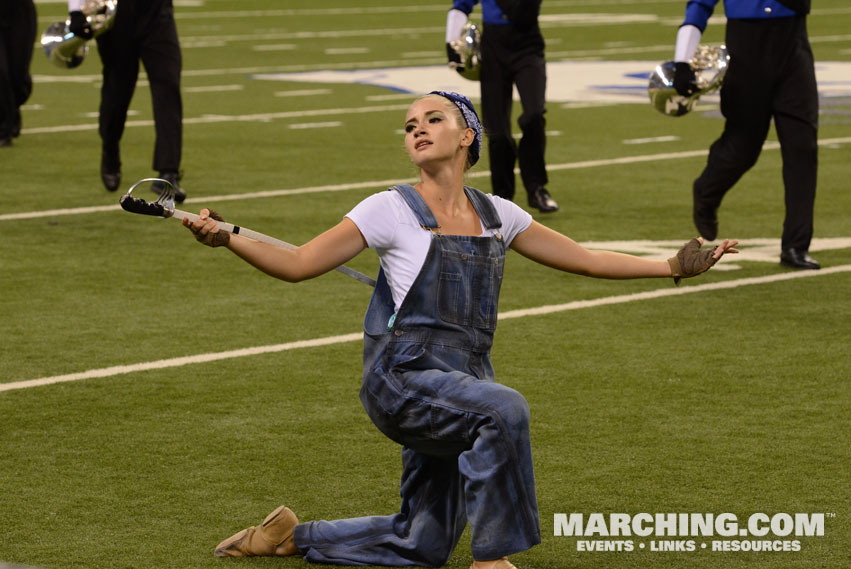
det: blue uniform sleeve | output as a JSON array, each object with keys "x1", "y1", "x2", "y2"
[
  {"x1": 452, "y1": 0, "x2": 477, "y2": 16},
  {"x1": 682, "y1": 0, "x2": 719, "y2": 32}
]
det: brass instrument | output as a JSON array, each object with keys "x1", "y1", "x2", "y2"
[
  {"x1": 648, "y1": 45, "x2": 730, "y2": 117},
  {"x1": 41, "y1": 0, "x2": 117, "y2": 69},
  {"x1": 448, "y1": 22, "x2": 482, "y2": 82}
]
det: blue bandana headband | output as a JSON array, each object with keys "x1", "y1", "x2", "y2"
[{"x1": 427, "y1": 90, "x2": 482, "y2": 166}]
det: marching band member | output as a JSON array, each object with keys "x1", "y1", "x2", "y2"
[
  {"x1": 445, "y1": 0, "x2": 559, "y2": 213},
  {"x1": 0, "y1": 0, "x2": 36, "y2": 147},
  {"x1": 68, "y1": 0, "x2": 186, "y2": 200},
  {"x1": 674, "y1": 0, "x2": 820, "y2": 269}
]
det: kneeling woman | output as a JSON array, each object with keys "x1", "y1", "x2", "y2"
[{"x1": 184, "y1": 91, "x2": 738, "y2": 569}]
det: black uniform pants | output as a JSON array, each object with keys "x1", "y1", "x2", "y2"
[
  {"x1": 96, "y1": 5, "x2": 182, "y2": 172},
  {"x1": 0, "y1": 0, "x2": 36, "y2": 139},
  {"x1": 694, "y1": 16, "x2": 818, "y2": 251},
  {"x1": 480, "y1": 24, "x2": 548, "y2": 201}
]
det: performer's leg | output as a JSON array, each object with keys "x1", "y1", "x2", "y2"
[
  {"x1": 140, "y1": 16, "x2": 182, "y2": 173},
  {"x1": 294, "y1": 448, "x2": 467, "y2": 567},
  {"x1": 0, "y1": 1, "x2": 36, "y2": 141},
  {"x1": 96, "y1": 34, "x2": 139, "y2": 171},
  {"x1": 370, "y1": 368, "x2": 542, "y2": 562},
  {"x1": 692, "y1": 21, "x2": 774, "y2": 240},
  {"x1": 514, "y1": 53, "x2": 548, "y2": 197},
  {"x1": 693, "y1": 119, "x2": 770, "y2": 209},
  {"x1": 9, "y1": 0, "x2": 36, "y2": 134},
  {"x1": 481, "y1": 29, "x2": 517, "y2": 201},
  {"x1": 0, "y1": 31, "x2": 13, "y2": 141},
  {"x1": 773, "y1": 33, "x2": 819, "y2": 252},
  {"x1": 455, "y1": 380, "x2": 541, "y2": 561},
  {"x1": 774, "y1": 115, "x2": 817, "y2": 252}
]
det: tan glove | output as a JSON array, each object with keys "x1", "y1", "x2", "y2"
[
  {"x1": 667, "y1": 238, "x2": 718, "y2": 285},
  {"x1": 191, "y1": 209, "x2": 230, "y2": 248}
]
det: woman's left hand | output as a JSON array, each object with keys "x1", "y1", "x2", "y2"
[
  {"x1": 669, "y1": 237, "x2": 740, "y2": 284},
  {"x1": 711, "y1": 238, "x2": 740, "y2": 259}
]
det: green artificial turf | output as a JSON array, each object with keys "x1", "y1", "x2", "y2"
[{"x1": 1, "y1": 1, "x2": 848, "y2": 568}]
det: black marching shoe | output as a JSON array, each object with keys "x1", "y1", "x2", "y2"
[
  {"x1": 0, "y1": 137, "x2": 12, "y2": 147},
  {"x1": 780, "y1": 248, "x2": 820, "y2": 270},
  {"x1": 101, "y1": 148, "x2": 121, "y2": 192},
  {"x1": 152, "y1": 171, "x2": 186, "y2": 203},
  {"x1": 692, "y1": 187, "x2": 718, "y2": 241},
  {"x1": 12, "y1": 110, "x2": 22, "y2": 138},
  {"x1": 100, "y1": 166, "x2": 121, "y2": 192},
  {"x1": 528, "y1": 187, "x2": 559, "y2": 213}
]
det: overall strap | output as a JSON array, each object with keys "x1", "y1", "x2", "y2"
[
  {"x1": 463, "y1": 186, "x2": 503, "y2": 230},
  {"x1": 393, "y1": 184, "x2": 503, "y2": 231},
  {"x1": 391, "y1": 184, "x2": 439, "y2": 230}
]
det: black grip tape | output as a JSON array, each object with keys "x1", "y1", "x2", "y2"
[{"x1": 119, "y1": 195, "x2": 165, "y2": 217}]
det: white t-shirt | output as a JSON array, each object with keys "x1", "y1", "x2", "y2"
[{"x1": 346, "y1": 189, "x2": 533, "y2": 310}]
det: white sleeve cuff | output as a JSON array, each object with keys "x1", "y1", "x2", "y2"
[
  {"x1": 446, "y1": 9, "x2": 469, "y2": 44},
  {"x1": 675, "y1": 25, "x2": 702, "y2": 62},
  {"x1": 68, "y1": 0, "x2": 86, "y2": 11}
]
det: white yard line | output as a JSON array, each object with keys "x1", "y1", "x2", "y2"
[
  {"x1": 183, "y1": 84, "x2": 244, "y2": 93},
  {"x1": 622, "y1": 135, "x2": 680, "y2": 145},
  {"x1": 288, "y1": 121, "x2": 342, "y2": 129},
  {"x1": 498, "y1": 265, "x2": 851, "y2": 319},
  {"x1": 0, "y1": 333, "x2": 365, "y2": 393},
  {"x1": 17, "y1": 103, "x2": 410, "y2": 136},
  {"x1": 3, "y1": 136, "x2": 850, "y2": 222},
  {"x1": 252, "y1": 44, "x2": 298, "y2": 52},
  {"x1": 325, "y1": 47, "x2": 371, "y2": 55},
  {"x1": 3, "y1": 265, "x2": 849, "y2": 393},
  {"x1": 274, "y1": 89, "x2": 333, "y2": 97}
]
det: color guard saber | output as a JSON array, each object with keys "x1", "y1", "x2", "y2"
[{"x1": 119, "y1": 178, "x2": 376, "y2": 287}]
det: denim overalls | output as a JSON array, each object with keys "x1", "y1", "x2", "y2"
[{"x1": 293, "y1": 184, "x2": 541, "y2": 566}]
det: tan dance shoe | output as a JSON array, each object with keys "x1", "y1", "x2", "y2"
[{"x1": 214, "y1": 505, "x2": 299, "y2": 557}]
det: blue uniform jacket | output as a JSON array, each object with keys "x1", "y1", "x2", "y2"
[
  {"x1": 452, "y1": 0, "x2": 511, "y2": 26},
  {"x1": 683, "y1": 0, "x2": 799, "y2": 31}
]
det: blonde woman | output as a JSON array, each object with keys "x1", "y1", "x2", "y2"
[{"x1": 186, "y1": 91, "x2": 738, "y2": 569}]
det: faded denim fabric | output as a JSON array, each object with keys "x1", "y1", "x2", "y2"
[{"x1": 294, "y1": 185, "x2": 541, "y2": 566}]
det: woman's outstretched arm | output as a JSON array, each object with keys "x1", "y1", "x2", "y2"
[
  {"x1": 185, "y1": 209, "x2": 368, "y2": 282},
  {"x1": 510, "y1": 221, "x2": 738, "y2": 280}
]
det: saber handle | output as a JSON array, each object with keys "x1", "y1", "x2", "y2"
[
  {"x1": 175, "y1": 208, "x2": 294, "y2": 249},
  {"x1": 174, "y1": 209, "x2": 377, "y2": 287}
]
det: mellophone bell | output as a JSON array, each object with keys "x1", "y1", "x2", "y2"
[
  {"x1": 648, "y1": 45, "x2": 730, "y2": 117},
  {"x1": 40, "y1": 0, "x2": 117, "y2": 69},
  {"x1": 447, "y1": 22, "x2": 482, "y2": 82}
]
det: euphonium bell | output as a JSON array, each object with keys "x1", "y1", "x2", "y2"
[
  {"x1": 41, "y1": 0, "x2": 117, "y2": 69},
  {"x1": 648, "y1": 44, "x2": 730, "y2": 117}
]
